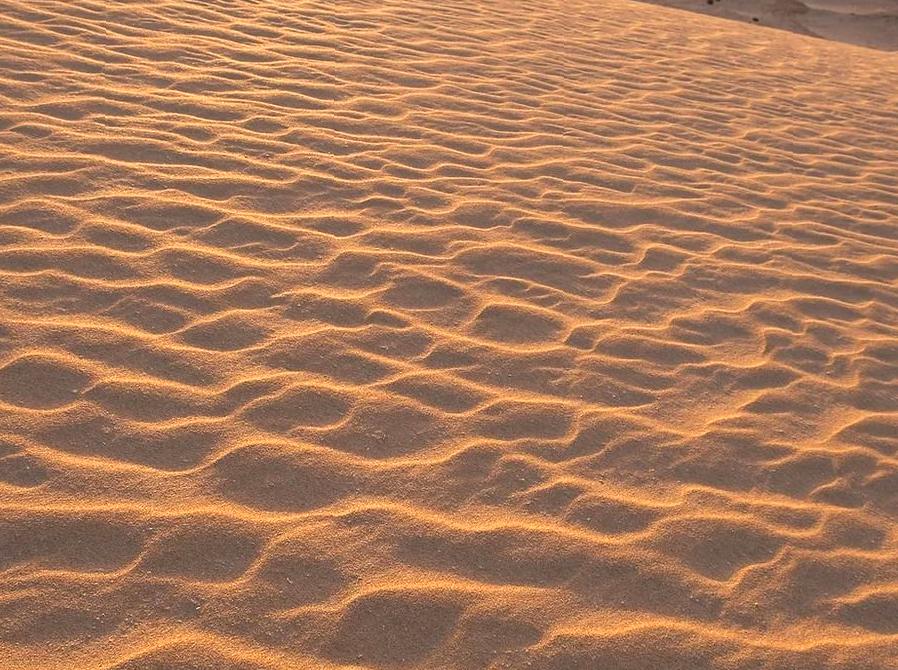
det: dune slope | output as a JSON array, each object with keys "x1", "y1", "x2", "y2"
[
  {"x1": 1, "y1": 0, "x2": 898, "y2": 668},
  {"x1": 636, "y1": 0, "x2": 898, "y2": 51}
]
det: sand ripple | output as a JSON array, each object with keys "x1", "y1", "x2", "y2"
[{"x1": 1, "y1": 0, "x2": 897, "y2": 668}]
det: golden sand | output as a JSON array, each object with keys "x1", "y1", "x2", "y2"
[{"x1": 1, "y1": 1, "x2": 897, "y2": 668}]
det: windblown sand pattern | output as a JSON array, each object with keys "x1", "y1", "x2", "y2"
[{"x1": 1, "y1": 1, "x2": 898, "y2": 668}]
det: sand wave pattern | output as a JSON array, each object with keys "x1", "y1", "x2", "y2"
[{"x1": 1, "y1": 1, "x2": 898, "y2": 668}]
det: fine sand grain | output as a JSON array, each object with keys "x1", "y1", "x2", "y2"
[{"x1": 1, "y1": 1, "x2": 898, "y2": 669}]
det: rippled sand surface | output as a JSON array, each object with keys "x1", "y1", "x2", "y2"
[{"x1": 1, "y1": 1, "x2": 898, "y2": 668}]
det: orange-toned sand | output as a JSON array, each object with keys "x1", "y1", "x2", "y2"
[{"x1": 1, "y1": 1, "x2": 897, "y2": 669}]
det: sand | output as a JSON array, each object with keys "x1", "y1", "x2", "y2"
[
  {"x1": 1, "y1": 0, "x2": 897, "y2": 668},
  {"x1": 639, "y1": 0, "x2": 898, "y2": 50}
]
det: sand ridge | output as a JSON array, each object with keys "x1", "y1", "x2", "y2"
[{"x1": 1, "y1": 0, "x2": 898, "y2": 668}]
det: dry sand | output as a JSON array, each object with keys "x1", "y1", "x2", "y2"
[
  {"x1": 639, "y1": 0, "x2": 898, "y2": 50},
  {"x1": 1, "y1": 0, "x2": 898, "y2": 669}
]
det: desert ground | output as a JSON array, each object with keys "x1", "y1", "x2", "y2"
[
  {"x1": 1, "y1": 0, "x2": 897, "y2": 669},
  {"x1": 641, "y1": 0, "x2": 898, "y2": 51}
]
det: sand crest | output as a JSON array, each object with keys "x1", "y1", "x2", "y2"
[{"x1": 1, "y1": 0, "x2": 897, "y2": 668}]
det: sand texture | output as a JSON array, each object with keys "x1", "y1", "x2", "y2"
[
  {"x1": 1, "y1": 1, "x2": 898, "y2": 669},
  {"x1": 638, "y1": 0, "x2": 898, "y2": 51}
]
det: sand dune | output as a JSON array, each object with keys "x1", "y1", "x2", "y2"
[
  {"x1": 638, "y1": 0, "x2": 898, "y2": 50},
  {"x1": 1, "y1": 0, "x2": 898, "y2": 668}
]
